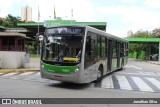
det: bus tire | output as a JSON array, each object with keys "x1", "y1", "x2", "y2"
[
  {"x1": 95, "y1": 66, "x2": 103, "y2": 82},
  {"x1": 120, "y1": 59, "x2": 124, "y2": 70}
]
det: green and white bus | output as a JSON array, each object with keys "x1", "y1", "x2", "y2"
[{"x1": 38, "y1": 25, "x2": 128, "y2": 83}]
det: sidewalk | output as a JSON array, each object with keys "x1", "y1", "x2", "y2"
[
  {"x1": 146, "y1": 61, "x2": 160, "y2": 65},
  {"x1": 0, "y1": 58, "x2": 40, "y2": 73},
  {"x1": 130, "y1": 58, "x2": 160, "y2": 65}
]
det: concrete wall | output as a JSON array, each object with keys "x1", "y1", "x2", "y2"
[{"x1": 0, "y1": 51, "x2": 26, "y2": 69}]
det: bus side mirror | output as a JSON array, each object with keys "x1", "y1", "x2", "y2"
[
  {"x1": 36, "y1": 33, "x2": 44, "y2": 42},
  {"x1": 39, "y1": 35, "x2": 44, "y2": 41}
]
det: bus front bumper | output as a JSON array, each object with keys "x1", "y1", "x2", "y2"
[{"x1": 40, "y1": 66, "x2": 80, "y2": 83}]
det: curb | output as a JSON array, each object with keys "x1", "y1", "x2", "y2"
[
  {"x1": 146, "y1": 61, "x2": 160, "y2": 65},
  {"x1": 0, "y1": 69, "x2": 40, "y2": 73}
]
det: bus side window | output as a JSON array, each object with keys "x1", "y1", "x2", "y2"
[
  {"x1": 84, "y1": 32, "x2": 97, "y2": 68},
  {"x1": 112, "y1": 40, "x2": 117, "y2": 58},
  {"x1": 86, "y1": 36, "x2": 92, "y2": 58},
  {"x1": 125, "y1": 43, "x2": 128, "y2": 56},
  {"x1": 120, "y1": 43, "x2": 124, "y2": 57}
]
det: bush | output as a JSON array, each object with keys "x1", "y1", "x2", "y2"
[{"x1": 25, "y1": 44, "x2": 35, "y2": 54}]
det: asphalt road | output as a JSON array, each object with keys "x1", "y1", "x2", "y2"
[{"x1": 0, "y1": 58, "x2": 160, "y2": 107}]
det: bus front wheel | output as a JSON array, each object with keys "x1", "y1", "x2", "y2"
[{"x1": 96, "y1": 66, "x2": 103, "y2": 82}]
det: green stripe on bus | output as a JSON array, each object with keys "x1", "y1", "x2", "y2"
[{"x1": 41, "y1": 62, "x2": 78, "y2": 74}]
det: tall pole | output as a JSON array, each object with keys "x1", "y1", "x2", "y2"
[
  {"x1": 38, "y1": 6, "x2": 40, "y2": 33},
  {"x1": 54, "y1": 5, "x2": 56, "y2": 20},
  {"x1": 37, "y1": 6, "x2": 40, "y2": 56},
  {"x1": 71, "y1": 8, "x2": 73, "y2": 24},
  {"x1": 159, "y1": 42, "x2": 160, "y2": 62}
]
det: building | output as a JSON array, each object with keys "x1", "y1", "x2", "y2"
[
  {"x1": 0, "y1": 32, "x2": 28, "y2": 69},
  {"x1": 127, "y1": 30, "x2": 133, "y2": 37},
  {"x1": 21, "y1": 6, "x2": 32, "y2": 22},
  {"x1": 0, "y1": 17, "x2": 5, "y2": 20}
]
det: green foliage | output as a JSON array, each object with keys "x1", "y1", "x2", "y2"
[
  {"x1": 30, "y1": 54, "x2": 40, "y2": 58},
  {"x1": 152, "y1": 28, "x2": 160, "y2": 38},
  {"x1": 128, "y1": 30, "x2": 159, "y2": 59},
  {"x1": 25, "y1": 44, "x2": 35, "y2": 54},
  {"x1": 25, "y1": 41, "x2": 36, "y2": 54},
  {"x1": 0, "y1": 14, "x2": 35, "y2": 28},
  {"x1": 129, "y1": 31, "x2": 151, "y2": 53},
  {"x1": 0, "y1": 20, "x2": 12, "y2": 27},
  {"x1": 0, "y1": 14, "x2": 21, "y2": 28},
  {"x1": 130, "y1": 31, "x2": 151, "y2": 38}
]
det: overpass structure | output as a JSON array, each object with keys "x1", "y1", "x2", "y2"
[
  {"x1": 17, "y1": 20, "x2": 107, "y2": 39},
  {"x1": 127, "y1": 38, "x2": 160, "y2": 62}
]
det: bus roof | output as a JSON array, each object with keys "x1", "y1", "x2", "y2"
[
  {"x1": 47, "y1": 25, "x2": 128, "y2": 42},
  {"x1": 86, "y1": 26, "x2": 128, "y2": 42}
]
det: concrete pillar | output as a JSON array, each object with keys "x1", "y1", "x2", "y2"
[
  {"x1": 148, "y1": 44, "x2": 151, "y2": 61},
  {"x1": 159, "y1": 42, "x2": 160, "y2": 62}
]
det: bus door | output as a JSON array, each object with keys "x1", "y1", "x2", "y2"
[
  {"x1": 107, "y1": 39, "x2": 112, "y2": 71},
  {"x1": 117, "y1": 42, "x2": 121, "y2": 68}
]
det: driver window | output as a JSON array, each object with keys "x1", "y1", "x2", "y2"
[{"x1": 84, "y1": 32, "x2": 97, "y2": 68}]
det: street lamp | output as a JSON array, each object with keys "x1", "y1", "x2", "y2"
[{"x1": 38, "y1": 35, "x2": 44, "y2": 56}]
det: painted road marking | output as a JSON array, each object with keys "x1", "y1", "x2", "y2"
[
  {"x1": 125, "y1": 76, "x2": 140, "y2": 91},
  {"x1": 1, "y1": 72, "x2": 160, "y2": 93},
  {"x1": 145, "y1": 78, "x2": 160, "y2": 89},
  {"x1": 18, "y1": 72, "x2": 36, "y2": 75},
  {"x1": 101, "y1": 75, "x2": 114, "y2": 89},
  {"x1": 116, "y1": 71, "x2": 160, "y2": 76},
  {"x1": 131, "y1": 77, "x2": 154, "y2": 92},
  {"x1": 125, "y1": 65, "x2": 142, "y2": 70},
  {"x1": 115, "y1": 75, "x2": 132, "y2": 90},
  {"x1": 2, "y1": 73, "x2": 18, "y2": 77}
]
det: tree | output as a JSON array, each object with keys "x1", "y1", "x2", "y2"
[
  {"x1": 152, "y1": 27, "x2": 160, "y2": 38},
  {"x1": 128, "y1": 30, "x2": 159, "y2": 60},
  {"x1": 130, "y1": 31, "x2": 151, "y2": 38},
  {"x1": 0, "y1": 19, "x2": 12, "y2": 27},
  {"x1": 128, "y1": 31, "x2": 151, "y2": 59},
  {"x1": 0, "y1": 14, "x2": 21, "y2": 28}
]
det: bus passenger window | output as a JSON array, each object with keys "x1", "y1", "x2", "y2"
[
  {"x1": 112, "y1": 41, "x2": 117, "y2": 58},
  {"x1": 120, "y1": 43, "x2": 124, "y2": 57}
]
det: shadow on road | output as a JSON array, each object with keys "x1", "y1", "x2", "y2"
[{"x1": 47, "y1": 82, "x2": 92, "y2": 90}]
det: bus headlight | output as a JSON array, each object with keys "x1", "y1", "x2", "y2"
[{"x1": 74, "y1": 68, "x2": 79, "y2": 73}]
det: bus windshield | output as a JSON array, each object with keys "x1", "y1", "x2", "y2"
[{"x1": 42, "y1": 34, "x2": 83, "y2": 64}]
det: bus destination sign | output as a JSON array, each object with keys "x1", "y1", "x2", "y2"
[{"x1": 47, "y1": 27, "x2": 84, "y2": 34}]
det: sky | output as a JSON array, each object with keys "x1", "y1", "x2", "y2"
[{"x1": 0, "y1": 0, "x2": 160, "y2": 37}]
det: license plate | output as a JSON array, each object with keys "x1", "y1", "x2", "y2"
[{"x1": 54, "y1": 76, "x2": 62, "y2": 80}]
